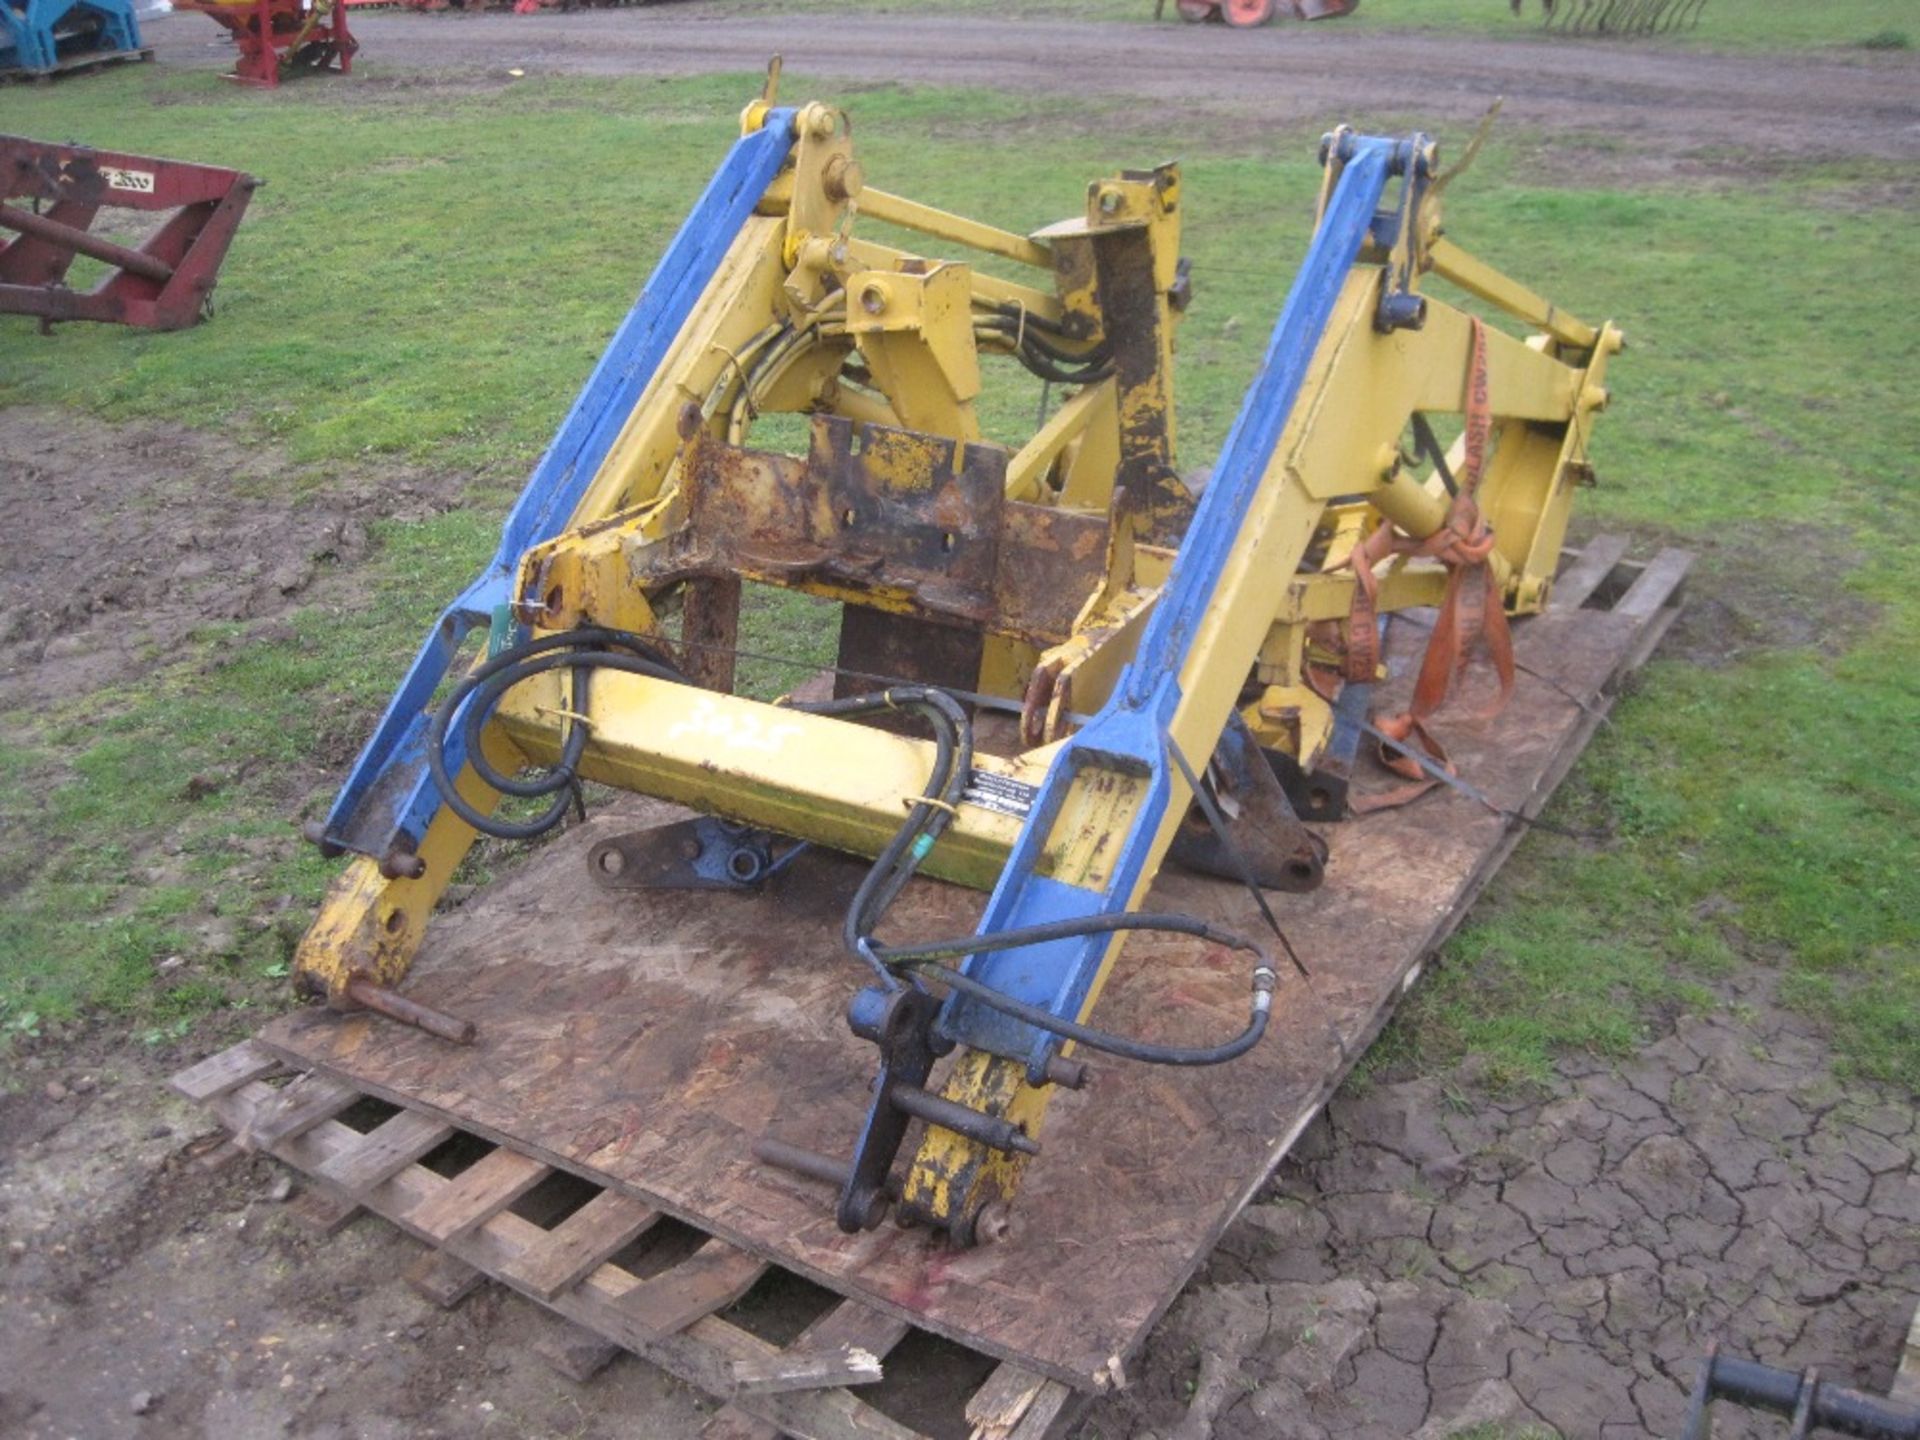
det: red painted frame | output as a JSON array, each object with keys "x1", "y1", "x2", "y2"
[{"x1": 0, "y1": 135, "x2": 257, "y2": 331}]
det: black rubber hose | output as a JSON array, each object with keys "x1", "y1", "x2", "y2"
[
  {"x1": 790, "y1": 687, "x2": 972, "y2": 985},
  {"x1": 871, "y1": 912, "x2": 1278, "y2": 1067},
  {"x1": 425, "y1": 628, "x2": 680, "y2": 842},
  {"x1": 920, "y1": 958, "x2": 1273, "y2": 1067},
  {"x1": 976, "y1": 317, "x2": 1115, "y2": 384},
  {"x1": 985, "y1": 301, "x2": 1083, "y2": 342}
]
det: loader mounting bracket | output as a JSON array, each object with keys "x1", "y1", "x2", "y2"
[{"x1": 586, "y1": 816, "x2": 806, "y2": 893}]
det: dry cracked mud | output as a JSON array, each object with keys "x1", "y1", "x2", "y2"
[{"x1": 1085, "y1": 965, "x2": 1919, "y2": 1439}]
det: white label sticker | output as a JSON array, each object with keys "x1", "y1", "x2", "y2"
[
  {"x1": 98, "y1": 167, "x2": 156, "y2": 195},
  {"x1": 961, "y1": 770, "x2": 1039, "y2": 820}
]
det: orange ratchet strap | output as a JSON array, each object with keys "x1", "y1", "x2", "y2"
[{"x1": 1342, "y1": 316, "x2": 1515, "y2": 813}]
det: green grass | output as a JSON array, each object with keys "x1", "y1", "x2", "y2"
[
  {"x1": 1341, "y1": 0, "x2": 1920, "y2": 48},
  {"x1": 728, "y1": 0, "x2": 1920, "y2": 52},
  {"x1": 0, "y1": 66, "x2": 1913, "y2": 1091}
]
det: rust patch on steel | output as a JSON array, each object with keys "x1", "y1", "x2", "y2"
[{"x1": 628, "y1": 415, "x2": 1109, "y2": 648}]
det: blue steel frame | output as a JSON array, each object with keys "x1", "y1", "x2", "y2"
[
  {"x1": 321, "y1": 109, "x2": 799, "y2": 860},
  {"x1": 0, "y1": 0, "x2": 141, "y2": 72},
  {"x1": 934, "y1": 135, "x2": 1405, "y2": 1081}
]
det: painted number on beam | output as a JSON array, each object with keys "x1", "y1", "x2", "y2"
[
  {"x1": 665, "y1": 695, "x2": 802, "y2": 754},
  {"x1": 98, "y1": 167, "x2": 156, "y2": 194}
]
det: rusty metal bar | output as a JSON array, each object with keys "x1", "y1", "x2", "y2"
[
  {"x1": 344, "y1": 974, "x2": 477, "y2": 1045},
  {"x1": 0, "y1": 202, "x2": 175, "y2": 284}
]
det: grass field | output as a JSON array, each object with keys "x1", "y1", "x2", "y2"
[
  {"x1": 739, "y1": 0, "x2": 1917, "y2": 52},
  {"x1": 0, "y1": 60, "x2": 1914, "y2": 1090}
]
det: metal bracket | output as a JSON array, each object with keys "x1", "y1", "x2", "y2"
[
  {"x1": 1168, "y1": 715, "x2": 1327, "y2": 891},
  {"x1": 1681, "y1": 1340, "x2": 1920, "y2": 1439},
  {"x1": 756, "y1": 983, "x2": 1041, "y2": 1240},
  {"x1": 587, "y1": 815, "x2": 805, "y2": 893},
  {"x1": 1269, "y1": 679, "x2": 1371, "y2": 822}
]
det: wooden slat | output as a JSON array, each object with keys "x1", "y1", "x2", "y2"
[
  {"x1": 1612, "y1": 546, "x2": 1694, "y2": 620},
  {"x1": 503, "y1": 1188, "x2": 660, "y2": 1301},
  {"x1": 621, "y1": 1239, "x2": 769, "y2": 1340},
  {"x1": 699, "y1": 1408, "x2": 781, "y2": 1440},
  {"x1": 286, "y1": 1184, "x2": 362, "y2": 1237},
  {"x1": 409, "y1": 1147, "x2": 550, "y2": 1244},
  {"x1": 732, "y1": 1344, "x2": 886, "y2": 1397},
  {"x1": 207, "y1": 1088, "x2": 927, "y2": 1440},
  {"x1": 189, "y1": 1136, "x2": 246, "y2": 1173},
  {"x1": 406, "y1": 1248, "x2": 488, "y2": 1309},
  {"x1": 316, "y1": 1108, "x2": 454, "y2": 1195},
  {"x1": 170, "y1": 1041, "x2": 281, "y2": 1102},
  {"x1": 533, "y1": 1319, "x2": 624, "y2": 1383},
  {"x1": 795, "y1": 1299, "x2": 915, "y2": 1359},
  {"x1": 733, "y1": 1298, "x2": 915, "y2": 1396},
  {"x1": 966, "y1": 1364, "x2": 1063, "y2": 1440},
  {"x1": 1549, "y1": 533, "x2": 1630, "y2": 611},
  {"x1": 1003, "y1": 1382, "x2": 1072, "y2": 1440},
  {"x1": 238, "y1": 1072, "x2": 359, "y2": 1151}
]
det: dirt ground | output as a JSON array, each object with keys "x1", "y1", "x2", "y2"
[
  {"x1": 4, "y1": 405, "x2": 1916, "y2": 1440},
  {"x1": 0, "y1": 409, "x2": 463, "y2": 708},
  {"x1": 1099, "y1": 967, "x2": 1919, "y2": 1439},
  {"x1": 142, "y1": 6, "x2": 1920, "y2": 163},
  {"x1": 6, "y1": 14, "x2": 1920, "y2": 1438}
]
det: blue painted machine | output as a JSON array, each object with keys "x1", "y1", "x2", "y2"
[{"x1": 0, "y1": 0, "x2": 146, "y2": 78}]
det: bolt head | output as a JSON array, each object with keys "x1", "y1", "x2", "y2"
[{"x1": 972, "y1": 1202, "x2": 1013, "y2": 1245}]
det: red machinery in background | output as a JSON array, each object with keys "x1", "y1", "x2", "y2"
[
  {"x1": 174, "y1": 0, "x2": 356, "y2": 87},
  {"x1": 1168, "y1": 0, "x2": 1358, "y2": 22},
  {"x1": 0, "y1": 134, "x2": 256, "y2": 331}
]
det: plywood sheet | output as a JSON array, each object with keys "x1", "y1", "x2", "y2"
[{"x1": 261, "y1": 573, "x2": 1676, "y2": 1388}]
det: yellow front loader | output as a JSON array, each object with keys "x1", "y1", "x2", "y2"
[{"x1": 294, "y1": 75, "x2": 1620, "y2": 1248}]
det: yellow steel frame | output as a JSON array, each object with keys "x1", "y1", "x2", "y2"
[{"x1": 294, "y1": 90, "x2": 1620, "y2": 1238}]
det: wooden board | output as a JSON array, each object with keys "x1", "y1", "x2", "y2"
[
  {"x1": 1893, "y1": 1299, "x2": 1920, "y2": 1405},
  {"x1": 192, "y1": 1077, "x2": 985, "y2": 1440},
  {"x1": 256, "y1": 541, "x2": 1688, "y2": 1389},
  {"x1": 505, "y1": 1189, "x2": 660, "y2": 1301}
]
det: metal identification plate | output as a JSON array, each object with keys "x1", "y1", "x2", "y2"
[
  {"x1": 98, "y1": 167, "x2": 157, "y2": 194},
  {"x1": 961, "y1": 770, "x2": 1038, "y2": 820}
]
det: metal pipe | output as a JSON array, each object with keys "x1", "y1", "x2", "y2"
[
  {"x1": 889, "y1": 1085, "x2": 1040, "y2": 1155},
  {"x1": 343, "y1": 975, "x2": 477, "y2": 1045},
  {"x1": 858, "y1": 187, "x2": 1054, "y2": 272},
  {"x1": 1372, "y1": 462, "x2": 1450, "y2": 538},
  {"x1": 753, "y1": 1137, "x2": 856, "y2": 1189},
  {"x1": 0, "y1": 203, "x2": 175, "y2": 284},
  {"x1": 1685, "y1": 1351, "x2": 1920, "y2": 1440}
]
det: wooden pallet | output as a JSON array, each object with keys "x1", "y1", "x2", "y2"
[
  {"x1": 1, "y1": 45, "x2": 153, "y2": 82},
  {"x1": 174, "y1": 536, "x2": 1687, "y2": 1426},
  {"x1": 172, "y1": 1039, "x2": 1077, "y2": 1440}
]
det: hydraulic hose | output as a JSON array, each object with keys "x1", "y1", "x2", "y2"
[
  {"x1": 784, "y1": 686, "x2": 973, "y2": 987},
  {"x1": 871, "y1": 912, "x2": 1278, "y2": 1067},
  {"x1": 425, "y1": 627, "x2": 682, "y2": 842}
]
